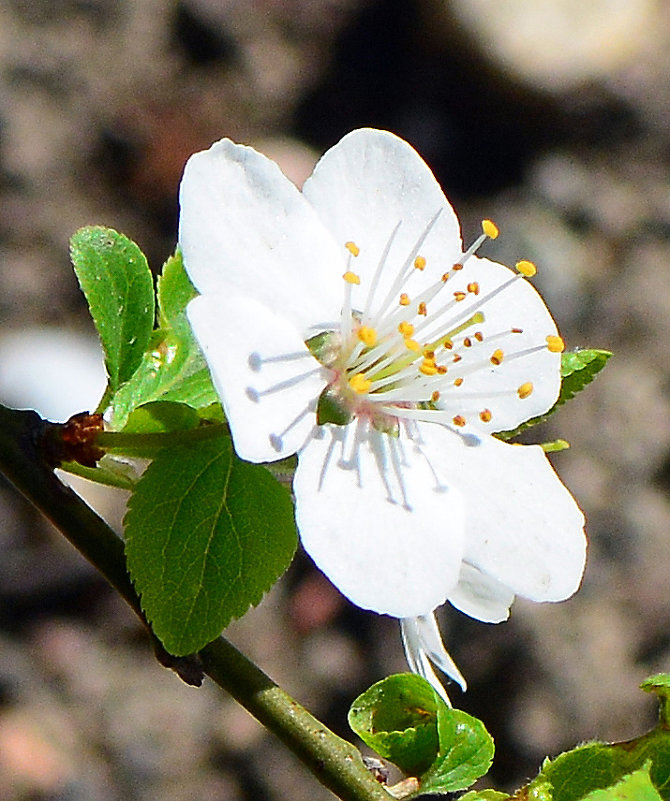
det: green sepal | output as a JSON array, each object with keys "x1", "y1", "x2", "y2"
[
  {"x1": 124, "y1": 436, "x2": 297, "y2": 655},
  {"x1": 317, "y1": 385, "x2": 354, "y2": 426},
  {"x1": 496, "y1": 348, "x2": 611, "y2": 441},
  {"x1": 306, "y1": 330, "x2": 340, "y2": 367}
]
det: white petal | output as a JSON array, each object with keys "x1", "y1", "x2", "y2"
[
  {"x1": 294, "y1": 422, "x2": 465, "y2": 618},
  {"x1": 303, "y1": 128, "x2": 462, "y2": 315},
  {"x1": 419, "y1": 424, "x2": 586, "y2": 602},
  {"x1": 448, "y1": 563, "x2": 515, "y2": 623},
  {"x1": 401, "y1": 614, "x2": 466, "y2": 696},
  {"x1": 187, "y1": 293, "x2": 327, "y2": 463},
  {"x1": 179, "y1": 138, "x2": 343, "y2": 332}
]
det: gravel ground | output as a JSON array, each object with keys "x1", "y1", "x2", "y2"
[{"x1": 2, "y1": 1, "x2": 670, "y2": 798}]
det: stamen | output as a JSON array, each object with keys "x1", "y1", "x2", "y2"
[
  {"x1": 405, "y1": 338, "x2": 421, "y2": 352},
  {"x1": 546, "y1": 335, "x2": 565, "y2": 353},
  {"x1": 418, "y1": 301, "x2": 427, "y2": 316},
  {"x1": 399, "y1": 293, "x2": 411, "y2": 306},
  {"x1": 482, "y1": 219, "x2": 499, "y2": 239},
  {"x1": 452, "y1": 415, "x2": 466, "y2": 427},
  {"x1": 511, "y1": 327, "x2": 523, "y2": 334},
  {"x1": 474, "y1": 332, "x2": 484, "y2": 341},
  {"x1": 454, "y1": 377, "x2": 464, "y2": 387},
  {"x1": 479, "y1": 409, "x2": 492, "y2": 423},
  {"x1": 431, "y1": 391, "x2": 440, "y2": 402},
  {"x1": 343, "y1": 271, "x2": 360, "y2": 284},
  {"x1": 420, "y1": 359, "x2": 438, "y2": 376},
  {"x1": 357, "y1": 326, "x2": 377, "y2": 347},
  {"x1": 516, "y1": 260, "x2": 537, "y2": 277},
  {"x1": 349, "y1": 373, "x2": 372, "y2": 394},
  {"x1": 398, "y1": 321, "x2": 414, "y2": 337},
  {"x1": 453, "y1": 291, "x2": 466, "y2": 302},
  {"x1": 414, "y1": 256, "x2": 426, "y2": 270},
  {"x1": 345, "y1": 241, "x2": 360, "y2": 257},
  {"x1": 467, "y1": 282, "x2": 480, "y2": 295},
  {"x1": 517, "y1": 382, "x2": 533, "y2": 399},
  {"x1": 490, "y1": 349, "x2": 504, "y2": 365}
]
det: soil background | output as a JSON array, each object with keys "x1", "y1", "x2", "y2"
[{"x1": 2, "y1": 1, "x2": 670, "y2": 799}]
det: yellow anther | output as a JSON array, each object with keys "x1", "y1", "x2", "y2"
[
  {"x1": 490, "y1": 349, "x2": 504, "y2": 365},
  {"x1": 414, "y1": 256, "x2": 426, "y2": 270},
  {"x1": 418, "y1": 301, "x2": 427, "y2": 316},
  {"x1": 467, "y1": 282, "x2": 480, "y2": 295},
  {"x1": 452, "y1": 263, "x2": 463, "y2": 271},
  {"x1": 479, "y1": 409, "x2": 492, "y2": 423},
  {"x1": 436, "y1": 365, "x2": 447, "y2": 374},
  {"x1": 546, "y1": 335, "x2": 565, "y2": 353},
  {"x1": 357, "y1": 325, "x2": 377, "y2": 347},
  {"x1": 343, "y1": 271, "x2": 360, "y2": 285},
  {"x1": 422, "y1": 348, "x2": 435, "y2": 359},
  {"x1": 419, "y1": 359, "x2": 438, "y2": 376},
  {"x1": 517, "y1": 382, "x2": 534, "y2": 399},
  {"x1": 405, "y1": 338, "x2": 421, "y2": 352},
  {"x1": 474, "y1": 331, "x2": 484, "y2": 342},
  {"x1": 482, "y1": 219, "x2": 499, "y2": 239},
  {"x1": 398, "y1": 321, "x2": 414, "y2": 337},
  {"x1": 345, "y1": 241, "x2": 360, "y2": 257},
  {"x1": 453, "y1": 354, "x2": 462, "y2": 363},
  {"x1": 453, "y1": 291, "x2": 466, "y2": 302},
  {"x1": 399, "y1": 293, "x2": 411, "y2": 306},
  {"x1": 452, "y1": 415, "x2": 467, "y2": 427},
  {"x1": 443, "y1": 339, "x2": 453, "y2": 350},
  {"x1": 441, "y1": 272, "x2": 450, "y2": 282},
  {"x1": 349, "y1": 373, "x2": 371, "y2": 394},
  {"x1": 454, "y1": 377, "x2": 464, "y2": 387},
  {"x1": 431, "y1": 390, "x2": 440, "y2": 402},
  {"x1": 516, "y1": 260, "x2": 537, "y2": 277}
]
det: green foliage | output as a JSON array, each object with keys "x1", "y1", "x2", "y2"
[
  {"x1": 124, "y1": 436, "x2": 297, "y2": 655},
  {"x1": 70, "y1": 226, "x2": 155, "y2": 401},
  {"x1": 518, "y1": 675, "x2": 670, "y2": 801},
  {"x1": 348, "y1": 674, "x2": 493, "y2": 796},
  {"x1": 107, "y1": 250, "x2": 219, "y2": 428},
  {"x1": 497, "y1": 349, "x2": 611, "y2": 441}
]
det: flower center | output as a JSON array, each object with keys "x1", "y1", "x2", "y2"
[{"x1": 306, "y1": 218, "x2": 564, "y2": 433}]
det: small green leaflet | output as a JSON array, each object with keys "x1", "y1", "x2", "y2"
[
  {"x1": 70, "y1": 226, "x2": 155, "y2": 403},
  {"x1": 520, "y1": 674, "x2": 670, "y2": 801},
  {"x1": 124, "y1": 437, "x2": 297, "y2": 655},
  {"x1": 497, "y1": 349, "x2": 611, "y2": 441},
  {"x1": 108, "y1": 250, "x2": 219, "y2": 428},
  {"x1": 348, "y1": 674, "x2": 493, "y2": 795}
]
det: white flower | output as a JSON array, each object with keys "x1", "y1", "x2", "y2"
[{"x1": 178, "y1": 128, "x2": 586, "y2": 696}]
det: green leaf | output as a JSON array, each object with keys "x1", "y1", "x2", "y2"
[
  {"x1": 122, "y1": 401, "x2": 201, "y2": 434},
  {"x1": 582, "y1": 765, "x2": 662, "y2": 801},
  {"x1": 522, "y1": 674, "x2": 670, "y2": 801},
  {"x1": 348, "y1": 674, "x2": 441, "y2": 776},
  {"x1": 419, "y1": 700, "x2": 494, "y2": 795},
  {"x1": 107, "y1": 250, "x2": 218, "y2": 427},
  {"x1": 70, "y1": 226, "x2": 155, "y2": 399},
  {"x1": 459, "y1": 791, "x2": 510, "y2": 801},
  {"x1": 124, "y1": 436, "x2": 297, "y2": 655},
  {"x1": 496, "y1": 349, "x2": 612, "y2": 441}
]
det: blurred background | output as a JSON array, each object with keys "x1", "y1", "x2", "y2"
[{"x1": 2, "y1": 0, "x2": 670, "y2": 798}]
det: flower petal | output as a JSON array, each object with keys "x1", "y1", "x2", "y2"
[
  {"x1": 179, "y1": 138, "x2": 344, "y2": 332},
  {"x1": 294, "y1": 422, "x2": 466, "y2": 618},
  {"x1": 401, "y1": 613, "x2": 466, "y2": 696},
  {"x1": 303, "y1": 128, "x2": 462, "y2": 314},
  {"x1": 448, "y1": 563, "x2": 515, "y2": 623},
  {"x1": 418, "y1": 424, "x2": 586, "y2": 602},
  {"x1": 187, "y1": 292, "x2": 327, "y2": 462}
]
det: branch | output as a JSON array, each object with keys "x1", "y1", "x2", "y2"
[{"x1": 0, "y1": 404, "x2": 393, "y2": 801}]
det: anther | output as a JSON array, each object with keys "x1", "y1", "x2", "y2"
[
  {"x1": 516, "y1": 260, "x2": 537, "y2": 277},
  {"x1": 436, "y1": 365, "x2": 447, "y2": 374},
  {"x1": 345, "y1": 241, "x2": 360, "y2": 257},
  {"x1": 399, "y1": 293, "x2": 411, "y2": 306},
  {"x1": 420, "y1": 359, "x2": 438, "y2": 376},
  {"x1": 418, "y1": 301, "x2": 427, "y2": 316},
  {"x1": 453, "y1": 354, "x2": 462, "y2": 363},
  {"x1": 517, "y1": 382, "x2": 533, "y2": 399},
  {"x1": 463, "y1": 337, "x2": 472, "y2": 348},
  {"x1": 443, "y1": 339, "x2": 453, "y2": 350},
  {"x1": 357, "y1": 326, "x2": 377, "y2": 347},
  {"x1": 343, "y1": 271, "x2": 360, "y2": 285},
  {"x1": 453, "y1": 291, "x2": 466, "y2": 302},
  {"x1": 414, "y1": 256, "x2": 426, "y2": 270},
  {"x1": 546, "y1": 335, "x2": 565, "y2": 353},
  {"x1": 398, "y1": 321, "x2": 414, "y2": 337},
  {"x1": 490, "y1": 349, "x2": 504, "y2": 365},
  {"x1": 511, "y1": 327, "x2": 523, "y2": 334},
  {"x1": 467, "y1": 282, "x2": 480, "y2": 295},
  {"x1": 349, "y1": 373, "x2": 371, "y2": 394},
  {"x1": 431, "y1": 390, "x2": 440, "y2": 402},
  {"x1": 422, "y1": 348, "x2": 435, "y2": 359},
  {"x1": 453, "y1": 415, "x2": 467, "y2": 427},
  {"x1": 405, "y1": 338, "x2": 421, "y2": 352},
  {"x1": 482, "y1": 219, "x2": 499, "y2": 239},
  {"x1": 454, "y1": 377, "x2": 464, "y2": 387},
  {"x1": 479, "y1": 409, "x2": 492, "y2": 423},
  {"x1": 474, "y1": 331, "x2": 484, "y2": 341},
  {"x1": 441, "y1": 272, "x2": 450, "y2": 282},
  {"x1": 452, "y1": 263, "x2": 463, "y2": 271}
]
